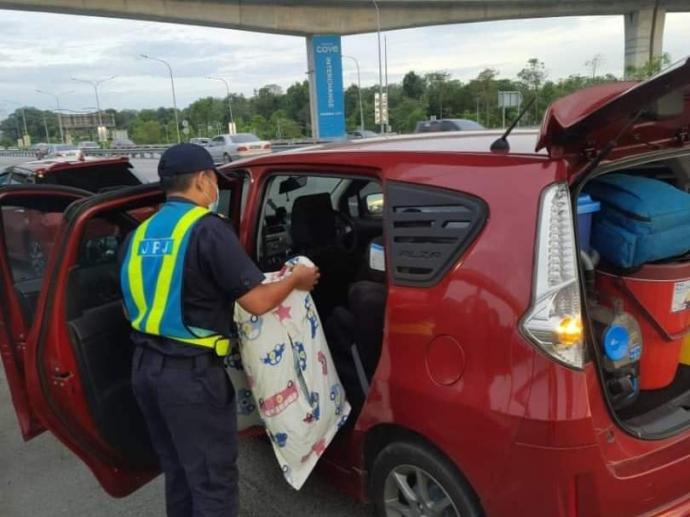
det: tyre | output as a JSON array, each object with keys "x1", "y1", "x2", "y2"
[
  {"x1": 223, "y1": 153, "x2": 232, "y2": 164},
  {"x1": 371, "y1": 441, "x2": 482, "y2": 517}
]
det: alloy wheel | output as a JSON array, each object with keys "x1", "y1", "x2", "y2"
[{"x1": 383, "y1": 464, "x2": 460, "y2": 517}]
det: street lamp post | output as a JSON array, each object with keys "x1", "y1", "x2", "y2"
[
  {"x1": 141, "y1": 54, "x2": 181, "y2": 143},
  {"x1": 342, "y1": 55, "x2": 365, "y2": 132},
  {"x1": 371, "y1": 0, "x2": 384, "y2": 134},
  {"x1": 71, "y1": 76, "x2": 115, "y2": 140},
  {"x1": 207, "y1": 77, "x2": 235, "y2": 132},
  {"x1": 36, "y1": 89, "x2": 73, "y2": 143}
]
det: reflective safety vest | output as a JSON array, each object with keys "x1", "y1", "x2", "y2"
[{"x1": 120, "y1": 201, "x2": 230, "y2": 356}]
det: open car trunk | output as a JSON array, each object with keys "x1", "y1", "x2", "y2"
[{"x1": 577, "y1": 150, "x2": 690, "y2": 438}]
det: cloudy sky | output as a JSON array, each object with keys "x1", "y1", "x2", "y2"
[{"x1": 0, "y1": 8, "x2": 689, "y2": 115}]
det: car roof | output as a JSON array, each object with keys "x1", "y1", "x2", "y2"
[{"x1": 281, "y1": 130, "x2": 543, "y2": 156}]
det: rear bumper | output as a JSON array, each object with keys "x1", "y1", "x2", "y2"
[{"x1": 486, "y1": 439, "x2": 690, "y2": 517}]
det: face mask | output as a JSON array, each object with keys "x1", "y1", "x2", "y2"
[{"x1": 208, "y1": 184, "x2": 220, "y2": 213}]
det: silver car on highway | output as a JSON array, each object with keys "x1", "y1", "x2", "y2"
[{"x1": 207, "y1": 133, "x2": 272, "y2": 164}]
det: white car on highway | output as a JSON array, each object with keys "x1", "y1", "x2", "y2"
[{"x1": 207, "y1": 133, "x2": 272, "y2": 164}]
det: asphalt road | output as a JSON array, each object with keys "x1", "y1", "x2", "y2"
[
  {"x1": 0, "y1": 155, "x2": 371, "y2": 516},
  {"x1": 0, "y1": 369, "x2": 371, "y2": 516}
]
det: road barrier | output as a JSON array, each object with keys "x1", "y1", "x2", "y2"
[{"x1": 0, "y1": 139, "x2": 328, "y2": 160}]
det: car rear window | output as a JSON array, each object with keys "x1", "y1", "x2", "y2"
[
  {"x1": 39, "y1": 163, "x2": 142, "y2": 192},
  {"x1": 231, "y1": 134, "x2": 260, "y2": 143}
]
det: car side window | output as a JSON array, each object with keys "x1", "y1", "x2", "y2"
[
  {"x1": 0, "y1": 197, "x2": 75, "y2": 323},
  {"x1": 440, "y1": 120, "x2": 457, "y2": 131}
]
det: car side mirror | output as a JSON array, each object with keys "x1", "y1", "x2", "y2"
[{"x1": 365, "y1": 193, "x2": 384, "y2": 215}]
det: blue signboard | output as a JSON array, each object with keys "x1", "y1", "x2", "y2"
[{"x1": 311, "y1": 35, "x2": 345, "y2": 139}]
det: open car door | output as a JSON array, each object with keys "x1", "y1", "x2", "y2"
[
  {"x1": 22, "y1": 174, "x2": 245, "y2": 497},
  {"x1": 0, "y1": 185, "x2": 88, "y2": 440}
]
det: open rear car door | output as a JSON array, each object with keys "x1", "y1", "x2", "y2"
[
  {"x1": 19, "y1": 173, "x2": 245, "y2": 497},
  {"x1": 536, "y1": 56, "x2": 690, "y2": 170},
  {"x1": 0, "y1": 185, "x2": 88, "y2": 440}
]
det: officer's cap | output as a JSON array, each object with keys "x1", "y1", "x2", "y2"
[{"x1": 158, "y1": 143, "x2": 218, "y2": 179}]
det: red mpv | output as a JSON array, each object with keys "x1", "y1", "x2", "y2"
[{"x1": 2, "y1": 59, "x2": 690, "y2": 516}]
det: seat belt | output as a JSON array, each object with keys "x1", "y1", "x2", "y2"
[{"x1": 350, "y1": 343, "x2": 370, "y2": 394}]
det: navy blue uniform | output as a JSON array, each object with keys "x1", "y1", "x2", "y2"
[{"x1": 121, "y1": 197, "x2": 264, "y2": 517}]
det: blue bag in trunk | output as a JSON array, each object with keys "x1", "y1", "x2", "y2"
[{"x1": 586, "y1": 174, "x2": 690, "y2": 268}]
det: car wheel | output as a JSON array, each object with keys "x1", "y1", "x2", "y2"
[
  {"x1": 223, "y1": 153, "x2": 232, "y2": 164},
  {"x1": 371, "y1": 441, "x2": 482, "y2": 517}
]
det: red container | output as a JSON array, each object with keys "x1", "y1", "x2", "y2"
[{"x1": 597, "y1": 262, "x2": 690, "y2": 390}]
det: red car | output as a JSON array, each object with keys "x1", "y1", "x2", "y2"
[{"x1": 1, "y1": 58, "x2": 689, "y2": 517}]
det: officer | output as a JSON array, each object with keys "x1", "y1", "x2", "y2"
[{"x1": 119, "y1": 143, "x2": 319, "y2": 517}]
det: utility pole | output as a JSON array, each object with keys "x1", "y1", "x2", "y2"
[
  {"x1": 72, "y1": 76, "x2": 115, "y2": 141},
  {"x1": 207, "y1": 77, "x2": 235, "y2": 133},
  {"x1": 42, "y1": 112, "x2": 50, "y2": 143},
  {"x1": 371, "y1": 0, "x2": 384, "y2": 134},
  {"x1": 141, "y1": 54, "x2": 181, "y2": 143},
  {"x1": 384, "y1": 34, "x2": 389, "y2": 133},
  {"x1": 36, "y1": 89, "x2": 72, "y2": 143}
]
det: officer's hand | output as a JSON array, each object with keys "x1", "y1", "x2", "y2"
[{"x1": 292, "y1": 264, "x2": 320, "y2": 291}]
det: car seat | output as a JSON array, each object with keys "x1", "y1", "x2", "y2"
[
  {"x1": 325, "y1": 237, "x2": 387, "y2": 412},
  {"x1": 290, "y1": 192, "x2": 351, "y2": 317}
]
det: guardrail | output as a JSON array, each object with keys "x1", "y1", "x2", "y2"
[{"x1": 0, "y1": 139, "x2": 327, "y2": 160}]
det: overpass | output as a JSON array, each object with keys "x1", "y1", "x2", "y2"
[{"x1": 1, "y1": 0, "x2": 686, "y2": 137}]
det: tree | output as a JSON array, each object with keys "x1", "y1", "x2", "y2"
[
  {"x1": 402, "y1": 71, "x2": 425, "y2": 99},
  {"x1": 625, "y1": 52, "x2": 672, "y2": 80},
  {"x1": 518, "y1": 58, "x2": 547, "y2": 124},
  {"x1": 283, "y1": 81, "x2": 310, "y2": 132},
  {"x1": 424, "y1": 72, "x2": 451, "y2": 119},
  {"x1": 132, "y1": 120, "x2": 161, "y2": 144},
  {"x1": 468, "y1": 68, "x2": 499, "y2": 127},
  {"x1": 585, "y1": 54, "x2": 604, "y2": 79}
]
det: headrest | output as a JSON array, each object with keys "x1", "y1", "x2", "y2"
[{"x1": 290, "y1": 193, "x2": 337, "y2": 246}]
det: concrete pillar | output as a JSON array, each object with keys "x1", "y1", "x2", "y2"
[{"x1": 624, "y1": 5, "x2": 666, "y2": 75}]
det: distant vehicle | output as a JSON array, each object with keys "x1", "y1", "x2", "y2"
[
  {"x1": 207, "y1": 133, "x2": 272, "y2": 164},
  {"x1": 348, "y1": 129, "x2": 379, "y2": 139},
  {"x1": 45, "y1": 144, "x2": 84, "y2": 161},
  {"x1": 111, "y1": 138, "x2": 135, "y2": 149},
  {"x1": 414, "y1": 118, "x2": 485, "y2": 133},
  {"x1": 78, "y1": 141, "x2": 100, "y2": 150},
  {"x1": 32, "y1": 142, "x2": 50, "y2": 159},
  {"x1": 189, "y1": 137, "x2": 211, "y2": 147}
]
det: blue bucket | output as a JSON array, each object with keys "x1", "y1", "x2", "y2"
[{"x1": 577, "y1": 194, "x2": 600, "y2": 252}]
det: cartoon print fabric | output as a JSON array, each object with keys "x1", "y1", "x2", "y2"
[{"x1": 233, "y1": 256, "x2": 351, "y2": 490}]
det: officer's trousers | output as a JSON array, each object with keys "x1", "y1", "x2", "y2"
[{"x1": 132, "y1": 346, "x2": 239, "y2": 517}]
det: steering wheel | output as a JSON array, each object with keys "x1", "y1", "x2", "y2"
[{"x1": 334, "y1": 211, "x2": 358, "y2": 254}]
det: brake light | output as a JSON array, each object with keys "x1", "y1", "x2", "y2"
[
  {"x1": 263, "y1": 143, "x2": 272, "y2": 149},
  {"x1": 521, "y1": 183, "x2": 584, "y2": 369},
  {"x1": 237, "y1": 145, "x2": 248, "y2": 151}
]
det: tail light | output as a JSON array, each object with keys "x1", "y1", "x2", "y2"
[
  {"x1": 263, "y1": 143, "x2": 272, "y2": 149},
  {"x1": 237, "y1": 145, "x2": 248, "y2": 152},
  {"x1": 521, "y1": 183, "x2": 584, "y2": 369}
]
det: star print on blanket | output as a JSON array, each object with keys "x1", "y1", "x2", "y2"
[{"x1": 234, "y1": 256, "x2": 351, "y2": 490}]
